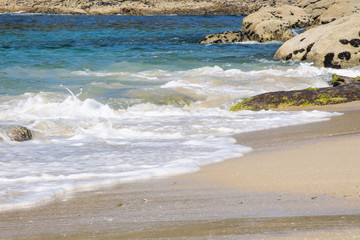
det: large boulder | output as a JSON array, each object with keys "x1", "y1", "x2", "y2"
[
  {"x1": 199, "y1": 21, "x2": 293, "y2": 44},
  {"x1": 242, "y1": 5, "x2": 313, "y2": 30},
  {"x1": 318, "y1": 0, "x2": 360, "y2": 24},
  {"x1": 274, "y1": 14, "x2": 360, "y2": 68},
  {"x1": 295, "y1": 0, "x2": 336, "y2": 20},
  {"x1": 240, "y1": 5, "x2": 313, "y2": 42},
  {"x1": 200, "y1": 5, "x2": 312, "y2": 44},
  {"x1": 1, "y1": 126, "x2": 33, "y2": 142},
  {"x1": 249, "y1": 19, "x2": 294, "y2": 42}
]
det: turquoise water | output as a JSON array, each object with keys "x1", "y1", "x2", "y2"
[
  {"x1": 0, "y1": 14, "x2": 281, "y2": 98},
  {"x1": 0, "y1": 14, "x2": 349, "y2": 211}
]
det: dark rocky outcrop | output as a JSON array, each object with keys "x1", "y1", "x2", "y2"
[
  {"x1": 1, "y1": 126, "x2": 33, "y2": 142},
  {"x1": 199, "y1": 31, "x2": 248, "y2": 44},
  {"x1": 230, "y1": 75, "x2": 360, "y2": 111}
]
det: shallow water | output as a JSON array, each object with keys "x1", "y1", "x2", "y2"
[{"x1": 0, "y1": 14, "x2": 358, "y2": 211}]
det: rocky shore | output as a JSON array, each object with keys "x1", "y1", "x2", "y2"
[
  {"x1": 0, "y1": 0, "x2": 296, "y2": 15},
  {"x1": 198, "y1": 0, "x2": 360, "y2": 110},
  {"x1": 230, "y1": 75, "x2": 360, "y2": 111},
  {"x1": 200, "y1": 0, "x2": 360, "y2": 69}
]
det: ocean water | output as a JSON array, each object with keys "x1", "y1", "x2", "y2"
[{"x1": 0, "y1": 14, "x2": 357, "y2": 211}]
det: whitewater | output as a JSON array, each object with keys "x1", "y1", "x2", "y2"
[{"x1": 0, "y1": 14, "x2": 358, "y2": 211}]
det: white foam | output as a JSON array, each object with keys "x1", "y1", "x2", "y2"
[
  {"x1": 0, "y1": 61, "x2": 351, "y2": 211},
  {"x1": 235, "y1": 40, "x2": 284, "y2": 45}
]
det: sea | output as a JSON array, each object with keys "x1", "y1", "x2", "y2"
[{"x1": 0, "y1": 13, "x2": 359, "y2": 211}]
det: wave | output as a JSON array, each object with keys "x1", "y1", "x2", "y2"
[
  {"x1": 235, "y1": 40, "x2": 284, "y2": 45},
  {"x1": 0, "y1": 90, "x2": 341, "y2": 211}
]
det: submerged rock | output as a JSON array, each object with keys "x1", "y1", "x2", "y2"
[
  {"x1": 129, "y1": 89, "x2": 198, "y2": 107},
  {"x1": 274, "y1": 14, "x2": 360, "y2": 68},
  {"x1": 230, "y1": 83, "x2": 360, "y2": 111},
  {"x1": 1, "y1": 126, "x2": 33, "y2": 142}
]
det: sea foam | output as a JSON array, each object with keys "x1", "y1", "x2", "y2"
[{"x1": 0, "y1": 91, "x2": 341, "y2": 211}]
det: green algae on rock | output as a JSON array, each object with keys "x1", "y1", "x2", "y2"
[
  {"x1": 230, "y1": 83, "x2": 360, "y2": 111},
  {"x1": 331, "y1": 73, "x2": 360, "y2": 87}
]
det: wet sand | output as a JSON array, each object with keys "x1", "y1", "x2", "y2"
[{"x1": 1, "y1": 103, "x2": 360, "y2": 239}]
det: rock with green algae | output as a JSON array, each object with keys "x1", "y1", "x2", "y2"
[
  {"x1": 331, "y1": 73, "x2": 360, "y2": 87},
  {"x1": 230, "y1": 83, "x2": 360, "y2": 111},
  {"x1": 129, "y1": 89, "x2": 198, "y2": 107}
]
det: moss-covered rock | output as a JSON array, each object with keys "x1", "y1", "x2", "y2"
[
  {"x1": 129, "y1": 89, "x2": 198, "y2": 107},
  {"x1": 230, "y1": 83, "x2": 360, "y2": 111},
  {"x1": 331, "y1": 73, "x2": 360, "y2": 86}
]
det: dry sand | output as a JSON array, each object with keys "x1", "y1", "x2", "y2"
[{"x1": 1, "y1": 103, "x2": 360, "y2": 239}]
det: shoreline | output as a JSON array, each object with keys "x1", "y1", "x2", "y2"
[
  {"x1": 0, "y1": 0, "x2": 298, "y2": 16},
  {"x1": 1, "y1": 102, "x2": 360, "y2": 239}
]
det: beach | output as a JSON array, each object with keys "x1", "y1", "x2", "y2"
[
  {"x1": 1, "y1": 13, "x2": 360, "y2": 239},
  {"x1": 1, "y1": 102, "x2": 360, "y2": 239}
]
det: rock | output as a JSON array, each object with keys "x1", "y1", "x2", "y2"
[
  {"x1": 0, "y1": 0, "x2": 298, "y2": 15},
  {"x1": 230, "y1": 83, "x2": 360, "y2": 111},
  {"x1": 318, "y1": 0, "x2": 360, "y2": 24},
  {"x1": 331, "y1": 74, "x2": 360, "y2": 86},
  {"x1": 295, "y1": 0, "x2": 336, "y2": 20},
  {"x1": 200, "y1": 5, "x2": 312, "y2": 44},
  {"x1": 250, "y1": 19, "x2": 294, "y2": 42},
  {"x1": 199, "y1": 0, "x2": 360, "y2": 44},
  {"x1": 239, "y1": 5, "x2": 313, "y2": 42},
  {"x1": 1, "y1": 126, "x2": 33, "y2": 141},
  {"x1": 274, "y1": 14, "x2": 360, "y2": 68},
  {"x1": 199, "y1": 31, "x2": 247, "y2": 44},
  {"x1": 242, "y1": 5, "x2": 313, "y2": 30}
]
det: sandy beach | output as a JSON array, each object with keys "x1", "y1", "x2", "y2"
[{"x1": 1, "y1": 102, "x2": 360, "y2": 239}]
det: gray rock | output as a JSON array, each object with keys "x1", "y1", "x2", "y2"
[{"x1": 2, "y1": 126, "x2": 33, "y2": 142}]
